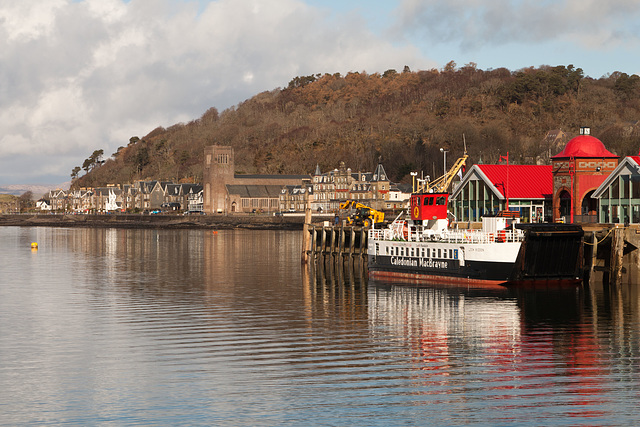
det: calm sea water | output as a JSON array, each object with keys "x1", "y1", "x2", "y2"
[{"x1": 1, "y1": 226, "x2": 640, "y2": 426}]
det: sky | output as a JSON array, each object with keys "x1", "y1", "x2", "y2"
[{"x1": 1, "y1": 0, "x2": 640, "y2": 187}]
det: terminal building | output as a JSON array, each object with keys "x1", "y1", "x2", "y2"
[
  {"x1": 451, "y1": 164, "x2": 552, "y2": 223},
  {"x1": 550, "y1": 127, "x2": 618, "y2": 223},
  {"x1": 452, "y1": 128, "x2": 623, "y2": 224}
]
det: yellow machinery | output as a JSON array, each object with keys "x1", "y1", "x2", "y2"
[
  {"x1": 339, "y1": 200, "x2": 385, "y2": 227},
  {"x1": 417, "y1": 151, "x2": 468, "y2": 193}
]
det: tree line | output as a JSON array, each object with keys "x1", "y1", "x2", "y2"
[{"x1": 72, "y1": 63, "x2": 640, "y2": 189}]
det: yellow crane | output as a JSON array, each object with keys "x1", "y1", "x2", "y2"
[
  {"x1": 339, "y1": 200, "x2": 385, "y2": 227},
  {"x1": 417, "y1": 150, "x2": 468, "y2": 193}
]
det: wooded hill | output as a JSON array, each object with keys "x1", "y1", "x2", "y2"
[{"x1": 73, "y1": 63, "x2": 640, "y2": 189}]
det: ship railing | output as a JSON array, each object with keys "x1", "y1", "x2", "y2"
[
  {"x1": 437, "y1": 229, "x2": 525, "y2": 244},
  {"x1": 370, "y1": 224, "x2": 525, "y2": 244}
]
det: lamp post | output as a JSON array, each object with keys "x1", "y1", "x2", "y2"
[
  {"x1": 440, "y1": 148, "x2": 449, "y2": 175},
  {"x1": 410, "y1": 172, "x2": 418, "y2": 193}
]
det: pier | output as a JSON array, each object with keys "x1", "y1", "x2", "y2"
[{"x1": 302, "y1": 223, "x2": 368, "y2": 262}]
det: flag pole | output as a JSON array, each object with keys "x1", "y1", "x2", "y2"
[
  {"x1": 506, "y1": 152, "x2": 509, "y2": 211},
  {"x1": 499, "y1": 152, "x2": 510, "y2": 211}
]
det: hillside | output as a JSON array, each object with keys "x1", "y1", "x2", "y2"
[{"x1": 72, "y1": 63, "x2": 640, "y2": 189}]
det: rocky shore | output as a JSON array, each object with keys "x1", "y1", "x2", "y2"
[{"x1": 0, "y1": 213, "x2": 312, "y2": 230}]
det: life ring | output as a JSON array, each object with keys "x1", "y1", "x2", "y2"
[{"x1": 413, "y1": 205, "x2": 420, "y2": 218}]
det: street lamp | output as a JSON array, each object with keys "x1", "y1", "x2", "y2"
[
  {"x1": 410, "y1": 172, "x2": 418, "y2": 193},
  {"x1": 440, "y1": 148, "x2": 449, "y2": 175}
]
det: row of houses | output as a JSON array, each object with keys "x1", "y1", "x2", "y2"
[
  {"x1": 38, "y1": 181, "x2": 204, "y2": 213},
  {"x1": 38, "y1": 152, "x2": 412, "y2": 215},
  {"x1": 203, "y1": 145, "x2": 413, "y2": 214}
]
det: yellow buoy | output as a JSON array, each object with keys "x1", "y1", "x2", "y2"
[{"x1": 31, "y1": 242, "x2": 38, "y2": 249}]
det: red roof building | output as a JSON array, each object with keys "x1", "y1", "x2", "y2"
[
  {"x1": 450, "y1": 128, "x2": 624, "y2": 224},
  {"x1": 550, "y1": 128, "x2": 619, "y2": 222},
  {"x1": 451, "y1": 164, "x2": 553, "y2": 223}
]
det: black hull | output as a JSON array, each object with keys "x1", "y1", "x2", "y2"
[{"x1": 368, "y1": 255, "x2": 514, "y2": 286}]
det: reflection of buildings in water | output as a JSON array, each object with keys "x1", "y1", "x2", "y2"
[
  {"x1": 203, "y1": 229, "x2": 301, "y2": 290},
  {"x1": 57, "y1": 228, "x2": 207, "y2": 297},
  {"x1": 367, "y1": 284, "x2": 632, "y2": 413}
]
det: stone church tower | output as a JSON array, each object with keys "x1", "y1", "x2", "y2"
[{"x1": 203, "y1": 145, "x2": 234, "y2": 214}]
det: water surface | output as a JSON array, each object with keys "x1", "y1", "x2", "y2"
[{"x1": 1, "y1": 226, "x2": 640, "y2": 425}]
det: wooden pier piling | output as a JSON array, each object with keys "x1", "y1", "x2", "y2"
[
  {"x1": 303, "y1": 224, "x2": 369, "y2": 262},
  {"x1": 582, "y1": 224, "x2": 640, "y2": 287}
]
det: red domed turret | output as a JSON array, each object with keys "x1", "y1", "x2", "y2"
[{"x1": 552, "y1": 135, "x2": 617, "y2": 159}]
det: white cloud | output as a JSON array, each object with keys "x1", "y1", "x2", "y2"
[
  {"x1": 0, "y1": 0, "x2": 66, "y2": 42},
  {"x1": 0, "y1": 0, "x2": 432, "y2": 184},
  {"x1": 394, "y1": 0, "x2": 640, "y2": 50}
]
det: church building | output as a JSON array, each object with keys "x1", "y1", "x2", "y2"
[{"x1": 203, "y1": 146, "x2": 309, "y2": 214}]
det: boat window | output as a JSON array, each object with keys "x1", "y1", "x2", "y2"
[
  {"x1": 437, "y1": 248, "x2": 441, "y2": 258},
  {"x1": 421, "y1": 248, "x2": 425, "y2": 258},
  {"x1": 449, "y1": 249, "x2": 453, "y2": 258},
  {"x1": 424, "y1": 197, "x2": 433, "y2": 206},
  {"x1": 436, "y1": 196, "x2": 446, "y2": 205},
  {"x1": 426, "y1": 248, "x2": 430, "y2": 257}
]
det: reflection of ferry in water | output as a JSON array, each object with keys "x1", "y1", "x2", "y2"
[
  {"x1": 368, "y1": 284, "x2": 520, "y2": 353},
  {"x1": 368, "y1": 190, "x2": 584, "y2": 287}
]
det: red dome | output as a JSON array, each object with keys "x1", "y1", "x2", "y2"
[{"x1": 552, "y1": 135, "x2": 617, "y2": 158}]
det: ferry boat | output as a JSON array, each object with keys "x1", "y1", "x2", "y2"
[
  {"x1": 368, "y1": 147, "x2": 584, "y2": 287},
  {"x1": 368, "y1": 191, "x2": 525, "y2": 286},
  {"x1": 367, "y1": 191, "x2": 584, "y2": 287}
]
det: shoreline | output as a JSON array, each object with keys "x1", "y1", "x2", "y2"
[{"x1": 0, "y1": 213, "x2": 314, "y2": 230}]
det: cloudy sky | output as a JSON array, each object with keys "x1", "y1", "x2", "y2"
[{"x1": 1, "y1": 0, "x2": 639, "y2": 186}]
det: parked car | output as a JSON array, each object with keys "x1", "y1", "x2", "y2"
[{"x1": 183, "y1": 210, "x2": 205, "y2": 215}]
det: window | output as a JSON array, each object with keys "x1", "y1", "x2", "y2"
[
  {"x1": 436, "y1": 197, "x2": 446, "y2": 205},
  {"x1": 623, "y1": 175, "x2": 630, "y2": 199}
]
